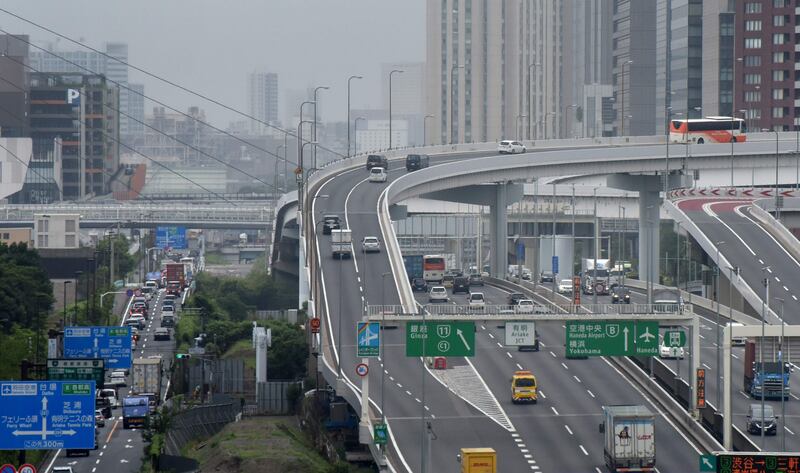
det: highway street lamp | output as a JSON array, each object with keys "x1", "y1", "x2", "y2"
[
  {"x1": 620, "y1": 60, "x2": 633, "y2": 136},
  {"x1": 353, "y1": 117, "x2": 366, "y2": 155},
  {"x1": 275, "y1": 144, "x2": 285, "y2": 194},
  {"x1": 347, "y1": 76, "x2": 363, "y2": 158},
  {"x1": 380, "y1": 271, "x2": 392, "y2": 424},
  {"x1": 389, "y1": 69, "x2": 404, "y2": 150},
  {"x1": 714, "y1": 241, "x2": 726, "y2": 410},
  {"x1": 449, "y1": 64, "x2": 464, "y2": 144},
  {"x1": 515, "y1": 115, "x2": 527, "y2": 142},
  {"x1": 760, "y1": 265, "x2": 770, "y2": 448},
  {"x1": 527, "y1": 63, "x2": 541, "y2": 140},
  {"x1": 313, "y1": 86, "x2": 330, "y2": 169},
  {"x1": 774, "y1": 296, "x2": 787, "y2": 452},
  {"x1": 74, "y1": 271, "x2": 82, "y2": 325},
  {"x1": 101, "y1": 291, "x2": 125, "y2": 326},
  {"x1": 297, "y1": 102, "x2": 315, "y2": 212},
  {"x1": 665, "y1": 108, "x2": 682, "y2": 193},
  {"x1": 423, "y1": 114, "x2": 435, "y2": 146}
]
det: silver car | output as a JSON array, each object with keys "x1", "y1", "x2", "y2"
[
  {"x1": 428, "y1": 286, "x2": 449, "y2": 303},
  {"x1": 362, "y1": 236, "x2": 381, "y2": 253}
]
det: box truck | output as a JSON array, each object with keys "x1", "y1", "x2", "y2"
[{"x1": 600, "y1": 405, "x2": 655, "y2": 472}]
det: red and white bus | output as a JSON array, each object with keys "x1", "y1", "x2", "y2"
[
  {"x1": 669, "y1": 116, "x2": 747, "y2": 144},
  {"x1": 423, "y1": 255, "x2": 446, "y2": 283}
]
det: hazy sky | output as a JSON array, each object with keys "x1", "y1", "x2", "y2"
[{"x1": 1, "y1": 0, "x2": 425, "y2": 126}]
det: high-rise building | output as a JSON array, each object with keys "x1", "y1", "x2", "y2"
[
  {"x1": 246, "y1": 72, "x2": 279, "y2": 135},
  {"x1": 0, "y1": 34, "x2": 30, "y2": 138},
  {"x1": 138, "y1": 106, "x2": 213, "y2": 165},
  {"x1": 427, "y1": 0, "x2": 533, "y2": 144},
  {"x1": 29, "y1": 43, "x2": 132, "y2": 137},
  {"x1": 612, "y1": 0, "x2": 657, "y2": 136},
  {"x1": 735, "y1": 0, "x2": 796, "y2": 131},
  {"x1": 128, "y1": 83, "x2": 145, "y2": 143},
  {"x1": 701, "y1": 1, "x2": 735, "y2": 119},
  {"x1": 28, "y1": 73, "x2": 120, "y2": 199},
  {"x1": 382, "y1": 62, "x2": 425, "y2": 145}
]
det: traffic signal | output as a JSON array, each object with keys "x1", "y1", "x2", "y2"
[{"x1": 175, "y1": 353, "x2": 191, "y2": 359}]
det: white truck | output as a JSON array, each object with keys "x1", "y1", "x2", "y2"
[
  {"x1": 331, "y1": 229, "x2": 353, "y2": 259},
  {"x1": 582, "y1": 258, "x2": 611, "y2": 295},
  {"x1": 132, "y1": 357, "x2": 163, "y2": 411},
  {"x1": 599, "y1": 405, "x2": 656, "y2": 473}
]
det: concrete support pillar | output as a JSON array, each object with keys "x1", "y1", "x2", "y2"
[
  {"x1": 490, "y1": 184, "x2": 509, "y2": 278},
  {"x1": 420, "y1": 183, "x2": 522, "y2": 279},
  {"x1": 639, "y1": 189, "x2": 661, "y2": 288},
  {"x1": 606, "y1": 174, "x2": 663, "y2": 291}
]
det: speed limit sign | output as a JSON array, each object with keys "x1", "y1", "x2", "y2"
[{"x1": 19, "y1": 465, "x2": 36, "y2": 473}]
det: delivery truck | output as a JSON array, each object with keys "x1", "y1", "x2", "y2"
[
  {"x1": 132, "y1": 357, "x2": 163, "y2": 409},
  {"x1": 457, "y1": 448, "x2": 496, "y2": 473},
  {"x1": 599, "y1": 405, "x2": 656, "y2": 473},
  {"x1": 582, "y1": 258, "x2": 611, "y2": 295},
  {"x1": 403, "y1": 255, "x2": 424, "y2": 280},
  {"x1": 331, "y1": 229, "x2": 353, "y2": 259},
  {"x1": 122, "y1": 395, "x2": 149, "y2": 429},
  {"x1": 165, "y1": 262, "x2": 185, "y2": 293},
  {"x1": 743, "y1": 340, "x2": 791, "y2": 399}
]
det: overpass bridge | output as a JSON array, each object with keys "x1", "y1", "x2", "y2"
[
  {"x1": 276, "y1": 135, "x2": 800, "y2": 471},
  {"x1": 0, "y1": 201, "x2": 274, "y2": 229}
]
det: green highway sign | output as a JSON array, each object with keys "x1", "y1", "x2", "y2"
[
  {"x1": 664, "y1": 330, "x2": 686, "y2": 347},
  {"x1": 566, "y1": 320, "x2": 659, "y2": 357},
  {"x1": 406, "y1": 321, "x2": 475, "y2": 357},
  {"x1": 374, "y1": 423, "x2": 388, "y2": 446},
  {"x1": 699, "y1": 454, "x2": 716, "y2": 472},
  {"x1": 47, "y1": 358, "x2": 105, "y2": 388}
]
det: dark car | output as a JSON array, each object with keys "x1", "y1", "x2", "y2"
[
  {"x1": 540, "y1": 271, "x2": 554, "y2": 283},
  {"x1": 468, "y1": 274, "x2": 484, "y2": 286},
  {"x1": 747, "y1": 404, "x2": 778, "y2": 435},
  {"x1": 411, "y1": 278, "x2": 428, "y2": 292},
  {"x1": 611, "y1": 286, "x2": 631, "y2": 304},
  {"x1": 452, "y1": 276, "x2": 470, "y2": 294},
  {"x1": 322, "y1": 215, "x2": 340, "y2": 235},
  {"x1": 508, "y1": 292, "x2": 526, "y2": 305},
  {"x1": 405, "y1": 154, "x2": 430, "y2": 171},
  {"x1": 366, "y1": 154, "x2": 389, "y2": 170}
]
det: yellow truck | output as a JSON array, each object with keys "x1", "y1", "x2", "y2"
[
  {"x1": 458, "y1": 448, "x2": 497, "y2": 473},
  {"x1": 511, "y1": 370, "x2": 538, "y2": 403}
]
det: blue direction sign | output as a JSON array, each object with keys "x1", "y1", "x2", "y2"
[
  {"x1": 156, "y1": 226, "x2": 187, "y2": 249},
  {"x1": 64, "y1": 326, "x2": 132, "y2": 369},
  {"x1": 0, "y1": 381, "x2": 96, "y2": 450},
  {"x1": 552, "y1": 256, "x2": 559, "y2": 274},
  {"x1": 357, "y1": 322, "x2": 380, "y2": 358}
]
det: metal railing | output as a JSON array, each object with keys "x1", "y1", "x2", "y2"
[{"x1": 367, "y1": 303, "x2": 692, "y2": 317}]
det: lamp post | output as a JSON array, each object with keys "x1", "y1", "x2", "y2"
[
  {"x1": 389, "y1": 69, "x2": 404, "y2": 149},
  {"x1": 62, "y1": 280, "x2": 72, "y2": 330},
  {"x1": 275, "y1": 144, "x2": 285, "y2": 194},
  {"x1": 353, "y1": 117, "x2": 365, "y2": 156},
  {"x1": 562, "y1": 104, "x2": 577, "y2": 139},
  {"x1": 347, "y1": 75, "x2": 363, "y2": 157},
  {"x1": 423, "y1": 114, "x2": 434, "y2": 146},
  {"x1": 297, "y1": 101, "x2": 315, "y2": 213},
  {"x1": 730, "y1": 57, "x2": 743, "y2": 187},
  {"x1": 665, "y1": 108, "x2": 682, "y2": 193},
  {"x1": 774, "y1": 295, "x2": 787, "y2": 451},
  {"x1": 714, "y1": 241, "x2": 726, "y2": 409},
  {"x1": 380, "y1": 271, "x2": 392, "y2": 424},
  {"x1": 450, "y1": 64, "x2": 464, "y2": 144},
  {"x1": 760, "y1": 265, "x2": 770, "y2": 448},
  {"x1": 101, "y1": 291, "x2": 125, "y2": 326},
  {"x1": 515, "y1": 115, "x2": 527, "y2": 141},
  {"x1": 620, "y1": 60, "x2": 633, "y2": 136},
  {"x1": 528, "y1": 63, "x2": 541, "y2": 140},
  {"x1": 313, "y1": 86, "x2": 330, "y2": 169}
]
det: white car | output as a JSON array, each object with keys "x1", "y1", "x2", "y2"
[
  {"x1": 108, "y1": 373, "x2": 127, "y2": 388},
  {"x1": 558, "y1": 279, "x2": 573, "y2": 294},
  {"x1": 515, "y1": 299, "x2": 535, "y2": 313},
  {"x1": 498, "y1": 140, "x2": 526, "y2": 154},
  {"x1": 369, "y1": 167, "x2": 388, "y2": 183},
  {"x1": 362, "y1": 236, "x2": 381, "y2": 253},
  {"x1": 428, "y1": 286, "x2": 449, "y2": 303},
  {"x1": 161, "y1": 305, "x2": 175, "y2": 315},
  {"x1": 468, "y1": 292, "x2": 486, "y2": 310},
  {"x1": 659, "y1": 337, "x2": 685, "y2": 359}
]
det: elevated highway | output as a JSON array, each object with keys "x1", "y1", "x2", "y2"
[{"x1": 301, "y1": 136, "x2": 800, "y2": 471}]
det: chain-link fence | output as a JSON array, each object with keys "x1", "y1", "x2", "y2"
[{"x1": 164, "y1": 401, "x2": 241, "y2": 456}]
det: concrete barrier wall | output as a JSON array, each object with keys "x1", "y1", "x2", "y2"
[{"x1": 749, "y1": 202, "x2": 800, "y2": 265}]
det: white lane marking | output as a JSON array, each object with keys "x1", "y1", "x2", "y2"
[
  {"x1": 784, "y1": 286, "x2": 789, "y2": 292},
  {"x1": 481, "y1": 324, "x2": 486, "y2": 330},
  {"x1": 357, "y1": 277, "x2": 361, "y2": 283},
  {"x1": 415, "y1": 398, "x2": 421, "y2": 403},
  {"x1": 775, "y1": 277, "x2": 781, "y2": 282},
  {"x1": 551, "y1": 406, "x2": 559, "y2": 416},
  {"x1": 397, "y1": 383, "x2": 403, "y2": 388},
  {"x1": 496, "y1": 342, "x2": 503, "y2": 348},
  {"x1": 507, "y1": 352, "x2": 513, "y2": 359},
  {"x1": 702, "y1": 202, "x2": 756, "y2": 256},
  {"x1": 389, "y1": 376, "x2": 395, "y2": 381},
  {"x1": 539, "y1": 390, "x2": 546, "y2": 399},
  {"x1": 732, "y1": 353, "x2": 739, "y2": 359},
  {"x1": 516, "y1": 363, "x2": 524, "y2": 370},
  {"x1": 406, "y1": 390, "x2": 412, "y2": 396},
  {"x1": 767, "y1": 268, "x2": 773, "y2": 274},
  {"x1": 785, "y1": 426, "x2": 796, "y2": 435},
  {"x1": 702, "y1": 363, "x2": 711, "y2": 370},
  {"x1": 579, "y1": 445, "x2": 589, "y2": 456},
  {"x1": 699, "y1": 334, "x2": 705, "y2": 339},
  {"x1": 573, "y1": 375, "x2": 581, "y2": 383},
  {"x1": 488, "y1": 333, "x2": 495, "y2": 339},
  {"x1": 564, "y1": 425, "x2": 573, "y2": 435},
  {"x1": 738, "y1": 205, "x2": 800, "y2": 270},
  {"x1": 792, "y1": 393, "x2": 800, "y2": 401},
  {"x1": 587, "y1": 390, "x2": 596, "y2": 398},
  {"x1": 759, "y1": 259, "x2": 764, "y2": 264},
  {"x1": 739, "y1": 391, "x2": 750, "y2": 399},
  {"x1": 550, "y1": 351, "x2": 556, "y2": 358},
  {"x1": 793, "y1": 295, "x2": 798, "y2": 301},
  {"x1": 561, "y1": 362, "x2": 569, "y2": 370}
]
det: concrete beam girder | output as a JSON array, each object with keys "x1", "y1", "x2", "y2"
[{"x1": 420, "y1": 183, "x2": 523, "y2": 206}]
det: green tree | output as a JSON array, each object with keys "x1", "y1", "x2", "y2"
[{"x1": 0, "y1": 243, "x2": 53, "y2": 331}]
